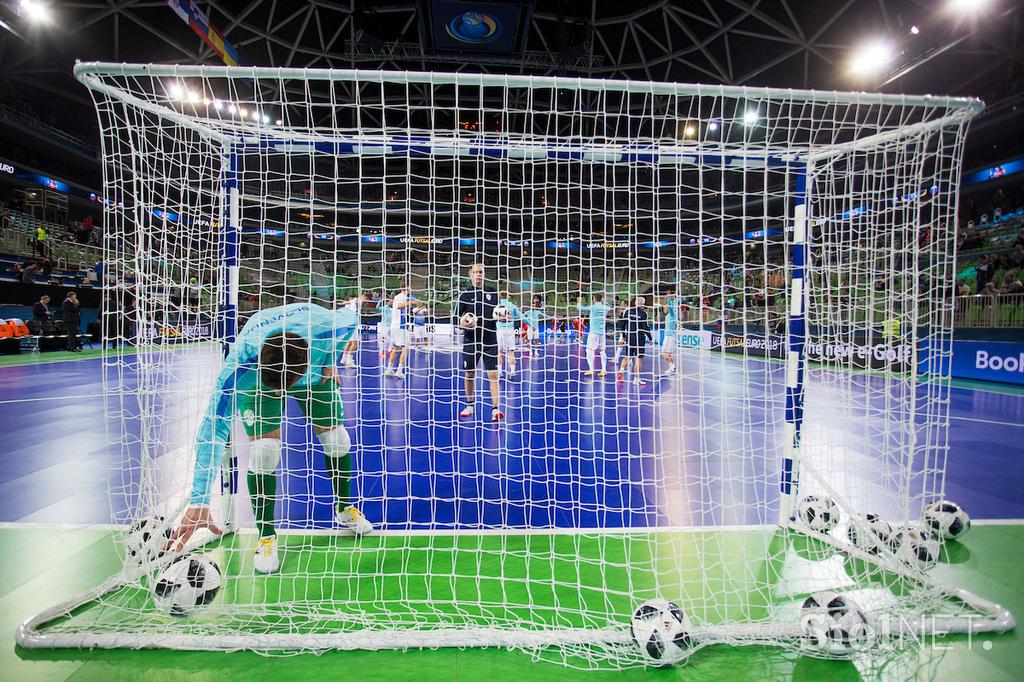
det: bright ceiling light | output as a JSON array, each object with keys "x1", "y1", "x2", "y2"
[
  {"x1": 850, "y1": 41, "x2": 894, "y2": 75},
  {"x1": 20, "y1": 0, "x2": 51, "y2": 23},
  {"x1": 167, "y1": 83, "x2": 183, "y2": 100},
  {"x1": 186, "y1": 90, "x2": 200, "y2": 104},
  {"x1": 227, "y1": 104, "x2": 236, "y2": 114},
  {"x1": 213, "y1": 100, "x2": 223, "y2": 111},
  {"x1": 683, "y1": 125, "x2": 696, "y2": 137},
  {"x1": 707, "y1": 121, "x2": 719, "y2": 132},
  {"x1": 743, "y1": 110, "x2": 759, "y2": 125},
  {"x1": 275, "y1": 119, "x2": 283, "y2": 125},
  {"x1": 251, "y1": 110, "x2": 260, "y2": 121},
  {"x1": 949, "y1": 0, "x2": 990, "y2": 13},
  {"x1": 910, "y1": 25, "x2": 920, "y2": 35}
]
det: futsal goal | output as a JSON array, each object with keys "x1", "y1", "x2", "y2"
[{"x1": 16, "y1": 63, "x2": 1013, "y2": 667}]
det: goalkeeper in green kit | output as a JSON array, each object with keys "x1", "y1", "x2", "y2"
[{"x1": 168, "y1": 302, "x2": 373, "y2": 574}]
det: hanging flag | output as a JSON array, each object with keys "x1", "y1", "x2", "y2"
[{"x1": 167, "y1": 0, "x2": 241, "y2": 66}]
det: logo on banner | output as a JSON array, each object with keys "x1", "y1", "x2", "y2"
[{"x1": 975, "y1": 350, "x2": 1024, "y2": 373}]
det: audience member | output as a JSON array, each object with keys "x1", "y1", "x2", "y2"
[{"x1": 32, "y1": 294, "x2": 51, "y2": 322}]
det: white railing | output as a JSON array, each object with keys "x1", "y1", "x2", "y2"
[{"x1": 955, "y1": 293, "x2": 1024, "y2": 328}]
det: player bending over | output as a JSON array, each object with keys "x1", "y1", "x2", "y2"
[
  {"x1": 384, "y1": 284, "x2": 411, "y2": 379},
  {"x1": 617, "y1": 296, "x2": 652, "y2": 386},
  {"x1": 168, "y1": 302, "x2": 373, "y2": 575},
  {"x1": 579, "y1": 293, "x2": 611, "y2": 376},
  {"x1": 496, "y1": 290, "x2": 522, "y2": 376},
  {"x1": 660, "y1": 293, "x2": 679, "y2": 378}
]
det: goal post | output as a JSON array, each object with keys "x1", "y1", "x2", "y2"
[{"x1": 16, "y1": 62, "x2": 1013, "y2": 666}]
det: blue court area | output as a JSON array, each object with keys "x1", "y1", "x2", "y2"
[{"x1": 1, "y1": 342, "x2": 1023, "y2": 529}]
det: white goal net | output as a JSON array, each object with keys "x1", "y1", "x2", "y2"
[{"x1": 17, "y1": 63, "x2": 1013, "y2": 667}]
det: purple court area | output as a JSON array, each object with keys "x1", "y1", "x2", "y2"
[{"x1": 0, "y1": 342, "x2": 1022, "y2": 529}]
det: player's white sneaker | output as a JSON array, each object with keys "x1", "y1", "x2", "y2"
[
  {"x1": 393, "y1": 369, "x2": 406, "y2": 380},
  {"x1": 633, "y1": 377, "x2": 648, "y2": 386},
  {"x1": 384, "y1": 367, "x2": 395, "y2": 376},
  {"x1": 253, "y1": 536, "x2": 280, "y2": 574},
  {"x1": 664, "y1": 367, "x2": 677, "y2": 378},
  {"x1": 336, "y1": 505, "x2": 373, "y2": 536},
  {"x1": 492, "y1": 408, "x2": 505, "y2": 422},
  {"x1": 459, "y1": 405, "x2": 474, "y2": 418}
]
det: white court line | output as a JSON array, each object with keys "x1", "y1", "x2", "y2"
[
  {"x1": 0, "y1": 395, "x2": 99, "y2": 405},
  {"x1": 1, "y1": 519, "x2": 1021, "y2": 533},
  {"x1": 949, "y1": 415, "x2": 1024, "y2": 428}
]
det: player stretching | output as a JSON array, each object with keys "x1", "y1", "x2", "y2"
[
  {"x1": 168, "y1": 302, "x2": 373, "y2": 574},
  {"x1": 617, "y1": 296, "x2": 652, "y2": 386},
  {"x1": 659, "y1": 293, "x2": 679, "y2": 377},
  {"x1": 496, "y1": 290, "x2": 522, "y2": 376},
  {"x1": 579, "y1": 293, "x2": 611, "y2": 376},
  {"x1": 523, "y1": 299, "x2": 547, "y2": 354},
  {"x1": 458, "y1": 263, "x2": 504, "y2": 421},
  {"x1": 340, "y1": 292, "x2": 367, "y2": 368},
  {"x1": 384, "y1": 284, "x2": 410, "y2": 379}
]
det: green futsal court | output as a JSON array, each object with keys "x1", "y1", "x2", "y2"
[{"x1": 4, "y1": 524, "x2": 1021, "y2": 681}]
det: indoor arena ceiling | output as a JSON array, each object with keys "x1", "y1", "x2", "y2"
[{"x1": 1, "y1": 0, "x2": 1022, "y2": 112}]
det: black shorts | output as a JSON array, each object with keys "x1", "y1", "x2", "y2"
[
  {"x1": 626, "y1": 340, "x2": 646, "y2": 357},
  {"x1": 462, "y1": 332, "x2": 498, "y2": 371}
]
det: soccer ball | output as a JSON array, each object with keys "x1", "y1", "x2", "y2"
[
  {"x1": 630, "y1": 598, "x2": 693, "y2": 666},
  {"x1": 922, "y1": 500, "x2": 970, "y2": 541},
  {"x1": 459, "y1": 312, "x2": 477, "y2": 329},
  {"x1": 152, "y1": 554, "x2": 222, "y2": 617},
  {"x1": 796, "y1": 495, "x2": 840, "y2": 534},
  {"x1": 492, "y1": 305, "x2": 510, "y2": 322},
  {"x1": 890, "y1": 526, "x2": 940, "y2": 570},
  {"x1": 800, "y1": 591, "x2": 873, "y2": 657},
  {"x1": 124, "y1": 515, "x2": 172, "y2": 563},
  {"x1": 846, "y1": 513, "x2": 892, "y2": 554}
]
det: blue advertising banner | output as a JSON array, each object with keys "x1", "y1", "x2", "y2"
[{"x1": 949, "y1": 340, "x2": 1024, "y2": 385}]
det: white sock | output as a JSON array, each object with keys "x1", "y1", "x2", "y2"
[{"x1": 586, "y1": 347, "x2": 596, "y2": 371}]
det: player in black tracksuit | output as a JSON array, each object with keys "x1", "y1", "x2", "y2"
[
  {"x1": 617, "y1": 296, "x2": 652, "y2": 385},
  {"x1": 457, "y1": 263, "x2": 504, "y2": 421}
]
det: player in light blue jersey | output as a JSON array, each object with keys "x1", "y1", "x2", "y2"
[
  {"x1": 579, "y1": 293, "x2": 612, "y2": 376},
  {"x1": 385, "y1": 284, "x2": 411, "y2": 378},
  {"x1": 522, "y1": 299, "x2": 547, "y2": 353},
  {"x1": 168, "y1": 302, "x2": 372, "y2": 574},
  {"x1": 496, "y1": 290, "x2": 522, "y2": 375},
  {"x1": 660, "y1": 293, "x2": 680, "y2": 377}
]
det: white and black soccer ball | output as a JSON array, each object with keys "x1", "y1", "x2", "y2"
[
  {"x1": 800, "y1": 591, "x2": 873, "y2": 657},
  {"x1": 459, "y1": 312, "x2": 477, "y2": 329},
  {"x1": 922, "y1": 500, "x2": 971, "y2": 541},
  {"x1": 890, "y1": 526, "x2": 941, "y2": 570},
  {"x1": 797, "y1": 495, "x2": 840, "y2": 534},
  {"x1": 846, "y1": 513, "x2": 892, "y2": 554},
  {"x1": 492, "y1": 305, "x2": 510, "y2": 323},
  {"x1": 152, "y1": 554, "x2": 222, "y2": 617},
  {"x1": 630, "y1": 598, "x2": 693, "y2": 666},
  {"x1": 124, "y1": 515, "x2": 172, "y2": 564}
]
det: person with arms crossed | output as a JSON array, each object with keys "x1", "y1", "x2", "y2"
[
  {"x1": 168, "y1": 303, "x2": 372, "y2": 574},
  {"x1": 457, "y1": 263, "x2": 504, "y2": 421},
  {"x1": 522, "y1": 298, "x2": 547, "y2": 354},
  {"x1": 579, "y1": 293, "x2": 612, "y2": 376},
  {"x1": 617, "y1": 296, "x2": 652, "y2": 386}
]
